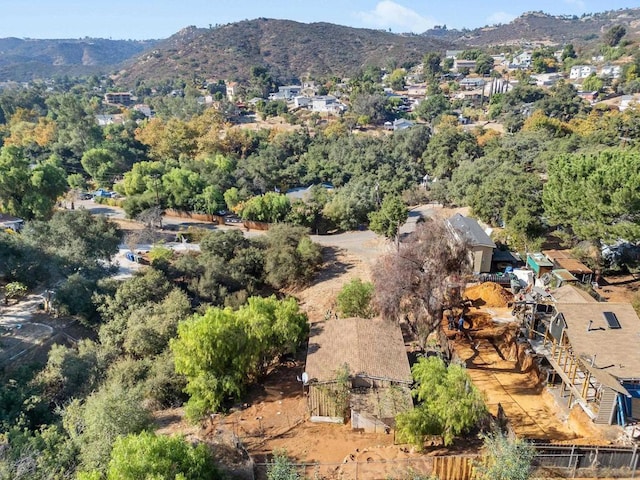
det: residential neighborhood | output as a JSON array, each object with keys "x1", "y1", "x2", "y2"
[{"x1": 2, "y1": 3, "x2": 640, "y2": 480}]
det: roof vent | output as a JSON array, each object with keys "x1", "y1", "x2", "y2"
[{"x1": 603, "y1": 311, "x2": 621, "y2": 329}]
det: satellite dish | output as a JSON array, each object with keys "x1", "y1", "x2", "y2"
[{"x1": 301, "y1": 372, "x2": 309, "y2": 385}]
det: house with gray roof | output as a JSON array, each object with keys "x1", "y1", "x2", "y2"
[{"x1": 447, "y1": 213, "x2": 495, "y2": 273}]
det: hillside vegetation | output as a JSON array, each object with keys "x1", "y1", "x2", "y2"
[
  {"x1": 426, "y1": 8, "x2": 640, "y2": 47},
  {"x1": 0, "y1": 37, "x2": 157, "y2": 81},
  {"x1": 115, "y1": 19, "x2": 452, "y2": 85}
]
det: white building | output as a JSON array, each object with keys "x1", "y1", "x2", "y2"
[
  {"x1": 311, "y1": 95, "x2": 346, "y2": 114},
  {"x1": 512, "y1": 51, "x2": 533, "y2": 68},
  {"x1": 569, "y1": 65, "x2": 597, "y2": 80},
  {"x1": 599, "y1": 65, "x2": 622, "y2": 79}
]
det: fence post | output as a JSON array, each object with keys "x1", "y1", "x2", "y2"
[
  {"x1": 571, "y1": 445, "x2": 577, "y2": 478},
  {"x1": 632, "y1": 443, "x2": 638, "y2": 479}
]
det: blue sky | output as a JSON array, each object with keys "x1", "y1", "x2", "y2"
[{"x1": 1, "y1": 0, "x2": 638, "y2": 40}]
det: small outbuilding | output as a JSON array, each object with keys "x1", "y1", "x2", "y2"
[
  {"x1": 447, "y1": 214, "x2": 495, "y2": 273},
  {"x1": 305, "y1": 317, "x2": 413, "y2": 432},
  {"x1": 0, "y1": 213, "x2": 24, "y2": 232}
]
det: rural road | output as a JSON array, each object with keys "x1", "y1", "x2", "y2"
[{"x1": 73, "y1": 198, "x2": 442, "y2": 261}]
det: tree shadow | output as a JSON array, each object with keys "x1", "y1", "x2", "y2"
[{"x1": 308, "y1": 246, "x2": 353, "y2": 285}]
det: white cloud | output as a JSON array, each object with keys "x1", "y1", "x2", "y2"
[
  {"x1": 486, "y1": 11, "x2": 516, "y2": 26},
  {"x1": 355, "y1": 1, "x2": 436, "y2": 33}
]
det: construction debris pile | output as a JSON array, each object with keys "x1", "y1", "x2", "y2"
[{"x1": 464, "y1": 282, "x2": 513, "y2": 308}]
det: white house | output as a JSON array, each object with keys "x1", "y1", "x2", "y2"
[
  {"x1": 569, "y1": 65, "x2": 597, "y2": 80},
  {"x1": 599, "y1": 65, "x2": 621, "y2": 79},
  {"x1": 512, "y1": 51, "x2": 533, "y2": 67},
  {"x1": 311, "y1": 95, "x2": 346, "y2": 114},
  {"x1": 293, "y1": 96, "x2": 312, "y2": 108},
  {"x1": 531, "y1": 73, "x2": 563, "y2": 87}
]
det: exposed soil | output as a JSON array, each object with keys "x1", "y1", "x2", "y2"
[
  {"x1": 447, "y1": 306, "x2": 617, "y2": 445},
  {"x1": 464, "y1": 282, "x2": 514, "y2": 308},
  {"x1": 598, "y1": 273, "x2": 640, "y2": 303}
]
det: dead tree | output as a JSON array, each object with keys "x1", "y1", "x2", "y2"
[{"x1": 372, "y1": 218, "x2": 471, "y2": 347}]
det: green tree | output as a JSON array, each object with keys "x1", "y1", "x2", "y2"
[
  {"x1": 562, "y1": 44, "x2": 577, "y2": 60},
  {"x1": 475, "y1": 54, "x2": 495, "y2": 75},
  {"x1": 38, "y1": 339, "x2": 104, "y2": 404},
  {"x1": 543, "y1": 149, "x2": 640, "y2": 243},
  {"x1": 63, "y1": 381, "x2": 152, "y2": 470},
  {"x1": 336, "y1": 278, "x2": 375, "y2": 318},
  {"x1": 81, "y1": 148, "x2": 117, "y2": 187},
  {"x1": 415, "y1": 94, "x2": 449, "y2": 122},
  {"x1": 603, "y1": 25, "x2": 626, "y2": 47},
  {"x1": 98, "y1": 431, "x2": 219, "y2": 480},
  {"x1": 171, "y1": 296, "x2": 308, "y2": 420},
  {"x1": 474, "y1": 432, "x2": 535, "y2": 480},
  {"x1": 263, "y1": 224, "x2": 322, "y2": 289},
  {"x1": 241, "y1": 192, "x2": 291, "y2": 223},
  {"x1": 388, "y1": 68, "x2": 406, "y2": 91},
  {"x1": 582, "y1": 73, "x2": 603, "y2": 92},
  {"x1": 0, "y1": 425, "x2": 78, "y2": 480},
  {"x1": 368, "y1": 195, "x2": 408, "y2": 247},
  {"x1": 23, "y1": 209, "x2": 121, "y2": 272},
  {"x1": 0, "y1": 146, "x2": 67, "y2": 220},
  {"x1": 4, "y1": 281, "x2": 27, "y2": 304},
  {"x1": 422, "y1": 52, "x2": 442, "y2": 78},
  {"x1": 350, "y1": 93, "x2": 389, "y2": 125},
  {"x1": 267, "y1": 451, "x2": 300, "y2": 480},
  {"x1": 395, "y1": 357, "x2": 487, "y2": 448}
]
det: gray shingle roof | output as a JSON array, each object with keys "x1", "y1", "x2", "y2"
[{"x1": 447, "y1": 213, "x2": 496, "y2": 248}]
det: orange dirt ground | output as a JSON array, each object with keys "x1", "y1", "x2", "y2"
[
  {"x1": 447, "y1": 308, "x2": 618, "y2": 445},
  {"x1": 464, "y1": 282, "x2": 514, "y2": 308}
]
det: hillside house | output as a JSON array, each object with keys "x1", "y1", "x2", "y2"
[
  {"x1": 447, "y1": 214, "x2": 495, "y2": 273},
  {"x1": 531, "y1": 73, "x2": 563, "y2": 87},
  {"x1": 103, "y1": 92, "x2": 132, "y2": 106},
  {"x1": 225, "y1": 81, "x2": 238, "y2": 101},
  {"x1": 459, "y1": 77, "x2": 485, "y2": 90},
  {"x1": 512, "y1": 51, "x2": 533, "y2": 68},
  {"x1": 311, "y1": 95, "x2": 346, "y2": 114},
  {"x1": 305, "y1": 317, "x2": 413, "y2": 432},
  {"x1": 600, "y1": 65, "x2": 622, "y2": 79},
  {"x1": 453, "y1": 59, "x2": 476, "y2": 72},
  {"x1": 540, "y1": 303, "x2": 640, "y2": 425},
  {"x1": 293, "y1": 96, "x2": 312, "y2": 108},
  {"x1": 133, "y1": 104, "x2": 153, "y2": 117},
  {"x1": 569, "y1": 65, "x2": 597, "y2": 80},
  {"x1": 0, "y1": 213, "x2": 24, "y2": 232},
  {"x1": 393, "y1": 118, "x2": 414, "y2": 131},
  {"x1": 406, "y1": 84, "x2": 427, "y2": 98},
  {"x1": 95, "y1": 114, "x2": 124, "y2": 126}
]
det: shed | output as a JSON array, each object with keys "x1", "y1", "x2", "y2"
[
  {"x1": 543, "y1": 249, "x2": 593, "y2": 284},
  {"x1": 447, "y1": 214, "x2": 495, "y2": 273},
  {"x1": 526, "y1": 253, "x2": 554, "y2": 278},
  {"x1": 305, "y1": 318, "x2": 413, "y2": 431}
]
